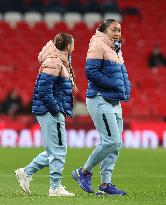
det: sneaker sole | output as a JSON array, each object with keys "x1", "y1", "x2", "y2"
[
  {"x1": 96, "y1": 191, "x2": 126, "y2": 196},
  {"x1": 96, "y1": 191, "x2": 108, "y2": 196},
  {"x1": 15, "y1": 169, "x2": 31, "y2": 195},
  {"x1": 49, "y1": 193, "x2": 75, "y2": 197},
  {"x1": 72, "y1": 170, "x2": 93, "y2": 193}
]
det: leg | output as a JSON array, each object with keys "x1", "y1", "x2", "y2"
[
  {"x1": 83, "y1": 96, "x2": 121, "y2": 172},
  {"x1": 36, "y1": 112, "x2": 67, "y2": 189},
  {"x1": 95, "y1": 108, "x2": 126, "y2": 196},
  {"x1": 24, "y1": 151, "x2": 49, "y2": 176},
  {"x1": 72, "y1": 96, "x2": 121, "y2": 193},
  {"x1": 15, "y1": 115, "x2": 50, "y2": 195},
  {"x1": 24, "y1": 113, "x2": 53, "y2": 176},
  {"x1": 100, "y1": 112, "x2": 123, "y2": 183}
]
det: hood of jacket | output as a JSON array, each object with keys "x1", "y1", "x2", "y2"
[
  {"x1": 89, "y1": 30, "x2": 116, "y2": 49},
  {"x1": 38, "y1": 40, "x2": 69, "y2": 66}
]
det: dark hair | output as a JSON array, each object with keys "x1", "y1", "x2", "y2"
[
  {"x1": 98, "y1": 19, "x2": 117, "y2": 33},
  {"x1": 68, "y1": 54, "x2": 76, "y2": 88},
  {"x1": 54, "y1": 32, "x2": 73, "y2": 51},
  {"x1": 54, "y1": 32, "x2": 76, "y2": 88}
]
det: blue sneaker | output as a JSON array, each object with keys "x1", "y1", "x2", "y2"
[
  {"x1": 72, "y1": 168, "x2": 94, "y2": 193},
  {"x1": 96, "y1": 183, "x2": 126, "y2": 196}
]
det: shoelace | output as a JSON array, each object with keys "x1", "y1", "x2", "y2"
[
  {"x1": 26, "y1": 176, "x2": 32, "y2": 182},
  {"x1": 107, "y1": 184, "x2": 118, "y2": 190},
  {"x1": 59, "y1": 185, "x2": 66, "y2": 190},
  {"x1": 59, "y1": 186, "x2": 70, "y2": 194},
  {"x1": 86, "y1": 175, "x2": 92, "y2": 185}
]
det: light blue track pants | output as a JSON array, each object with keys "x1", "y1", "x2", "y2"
[
  {"x1": 24, "y1": 112, "x2": 67, "y2": 189},
  {"x1": 84, "y1": 95, "x2": 123, "y2": 184}
]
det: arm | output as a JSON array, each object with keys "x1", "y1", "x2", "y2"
[
  {"x1": 41, "y1": 57, "x2": 63, "y2": 76},
  {"x1": 38, "y1": 40, "x2": 55, "y2": 63},
  {"x1": 86, "y1": 44, "x2": 123, "y2": 90},
  {"x1": 38, "y1": 73, "x2": 61, "y2": 115},
  {"x1": 86, "y1": 59, "x2": 124, "y2": 90}
]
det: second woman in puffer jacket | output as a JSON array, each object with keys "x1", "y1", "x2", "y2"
[
  {"x1": 72, "y1": 19, "x2": 131, "y2": 196},
  {"x1": 15, "y1": 33, "x2": 75, "y2": 197}
]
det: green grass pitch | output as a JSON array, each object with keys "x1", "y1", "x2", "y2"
[{"x1": 0, "y1": 148, "x2": 166, "y2": 205}]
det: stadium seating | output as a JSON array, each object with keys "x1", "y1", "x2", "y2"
[
  {"x1": 3, "y1": 12, "x2": 22, "y2": 27},
  {"x1": 43, "y1": 12, "x2": 62, "y2": 29},
  {"x1": 83, "y1": 13, "x2": 102, "y2": 28},
  {"x1": 64, "y1": 12, "x2": 82, "y2": 28},
  {"x1": 104, "y1": 13, "x2": 122, "y2": 22},
  {"x1": 0, "y1": 0, "x2": 166, "y2": 122},
  {"x1": 23, "y1": 12, "x2": 42, "y2": 27}
]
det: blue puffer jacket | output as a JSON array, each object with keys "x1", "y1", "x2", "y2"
[
  {"x1": 32, "y1": 40, "x2": 73, "y2": 117},
  {"x1": 86, "y1": 30, "x2": 131, "y2": 101},
  {"x1": 32, "y1": 73, "x2": 73, "y2": 117}
]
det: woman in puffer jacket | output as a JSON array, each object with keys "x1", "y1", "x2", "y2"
[
  {"x1": 72, "y1": 19, "x2": 131, "y2": 196},
  {"x1": 15, "y1": 33, "x2": 75, "y2": 197}
]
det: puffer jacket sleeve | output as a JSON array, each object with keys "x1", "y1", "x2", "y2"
[
  {"x1": 86, "y1": 45, "x2": 124, "y2": 90},
  {"x1": 38, "y1": 40, "x2": 55, "y2": 64},
  {"x1": 41, "y1": 57, "x2": 63, "y2": 71},
  {"x1": 37, "y1": 73, "x2": 61, "y2": 115}
]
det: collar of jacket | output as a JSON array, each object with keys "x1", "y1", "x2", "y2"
[{"x1": 94, "y1": 30, "x2": 115, "y2": 49}]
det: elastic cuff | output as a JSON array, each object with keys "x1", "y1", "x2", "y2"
[
  {"x1": 50, "y1": 180, "x2": 61, "y2": 190},
  {"x1": 24, "y1": 167, "x2": 32, "y2": 177},
  {"x1": 83, "y1": 165, "x2": 93, "y2": 174},
  {"x1": 101, "y1": 174, "x2": 112, "y2": 184}
]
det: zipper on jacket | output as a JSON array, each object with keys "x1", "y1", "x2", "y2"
[
  {"x1": 117, "y1": 53, "x2": 127, "y2": 99},
  {"x1": 120, "y1": 65, "x2": 127, "y2": 99}
]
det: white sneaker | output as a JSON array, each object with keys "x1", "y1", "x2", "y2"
[
  {"x1": 49, "y1": 185, "x2": 75, "y2": 197},
  {"x1": 15, "y1": 168, "x2": 32, "y2": 195}
]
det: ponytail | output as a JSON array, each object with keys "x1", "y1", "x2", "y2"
[{"x1": 68, "y1": 54, "x2": 77, "y2": 89}]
